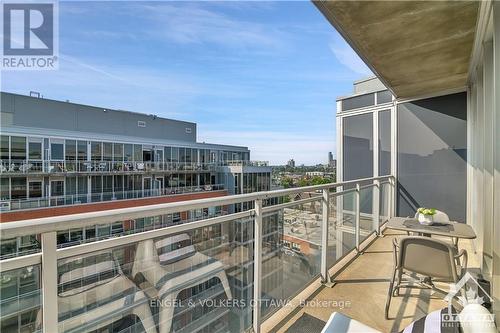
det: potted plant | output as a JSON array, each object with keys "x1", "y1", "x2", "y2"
[{"x1": 416, "y1": 207, "x2": 437, "y2": 225}]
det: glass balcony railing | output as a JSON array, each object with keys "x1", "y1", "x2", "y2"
[
  {"x1": 0, "y1": 159, "x2": 269, "y2": 175},
  {"x1": 0, "y1": 160, "x2": 220, "y2": 174},
  {"x1": 1, "y1": 185, "x2": 226, "y2": 212},
  {"x1": 0, "y1": 175, "x2": 394, "y2": 333}
]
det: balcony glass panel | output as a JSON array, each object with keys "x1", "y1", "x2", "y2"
[
  {"x1": 359, "y1": 185, "x2": 376, "y2": 243},
  {"x1": 327, "y1": 190, "x2": 357, "y2": 268},
  {"x1": 262, "y1": 199, "x2": 322, "y2": 318},
  {"x1": 56, "y1": 217, "x2": 251, "y2": 333},
  {"x1": 0, "y1": 265, "x2": 42, "y2": 333}
]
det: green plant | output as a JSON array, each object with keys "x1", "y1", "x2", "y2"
[{"x1": 417, "y1": 207, "x2": 437, "y2": 216}]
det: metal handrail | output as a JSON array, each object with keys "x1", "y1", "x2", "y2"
[{"x1": 0, "y1": 175, "x2": 392, "y2": 239}]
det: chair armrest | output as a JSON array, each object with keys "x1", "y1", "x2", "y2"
[{"x1": 454, "y1": 249, "x2": 468, "y2": 275}]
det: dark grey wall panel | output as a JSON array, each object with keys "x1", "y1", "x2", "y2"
[
  {"x1": 1, "y1": 92, "x2": 196, "y2": 142},
  {"x1": 397, "y1": 92, "x2": 467, "y2": 222}
]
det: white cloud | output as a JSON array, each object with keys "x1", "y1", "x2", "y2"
[{"x1": 329, "y1": 39, "x2": 372, "y2": 76}]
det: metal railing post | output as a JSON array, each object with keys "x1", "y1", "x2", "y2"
[
  {"x1": 41, "y1": 232, "x2": 58, "y2": 333},
  {"x1": 373, "y1": 180, "x2": 380, "y2": 236},
  {"x1": 252, "y1": 199, "x2": 263, "y2": 333},
  {"x1": 355, "y1": 183, "x2": 360, "y2": 251},
  {"x1": 389, "y1": 176, "x2": 395, "y2": 218},
  {"x1": 321, "y1": 188, "x2": 330, "y2": 283}
]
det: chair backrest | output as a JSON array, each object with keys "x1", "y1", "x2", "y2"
[
  {"x1": 155, "y1": 233, "x2": 196, "y2": 265},
  {"x1": 58, "y1": 252, "x2": 121, "y2": 295},
  {"x1": 414, "y1": 209, "x2": 450, "y2": 222},
  {"x1": 398, "y1": 236, "x2": 459, "y2": 282}
]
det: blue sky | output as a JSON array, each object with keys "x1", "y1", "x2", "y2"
[{"x1": 1, "y1": 1, "x2": 371, "y2": 165}]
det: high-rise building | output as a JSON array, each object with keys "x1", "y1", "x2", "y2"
[
  {"x1": 327, "y1": 151, "x2": 335, "y2": 168},
  {"x1": 286, "y1": 159, "x2": 295, "y2": 168}
]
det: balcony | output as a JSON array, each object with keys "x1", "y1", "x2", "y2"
[
  {"x1": 1, "y1": 184, "x2": 226, "y2": 212},
  {"x1": 0, "y1": 160, "x2": 219, "y2": 175},
  {"x1": 0, "y1": 176, "x2": 399, "y2": 333}
]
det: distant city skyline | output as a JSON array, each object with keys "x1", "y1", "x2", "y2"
[{"x1": 1, "y1": 1, "x2": 371, "y2": 164}]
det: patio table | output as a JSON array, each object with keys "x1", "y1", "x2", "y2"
[{"x1": 386, "y1": 217, "x2": 476, "y2": 239}]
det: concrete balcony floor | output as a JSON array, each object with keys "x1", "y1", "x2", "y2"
[{"x1": 271, "y1": 229, "x2": 480, "y2": 333}]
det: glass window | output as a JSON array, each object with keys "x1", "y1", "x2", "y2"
[
  {"x1": 379, "y1": 110, "x2": 391, "y2": 176},
  {"x1": 164, "y1": 147, "x2": 171, "y2": 162},
  {"x1": 77, "y1": 176, "x2": 87, "y2": 195},
  {"x1": 65, "y1": 140, "x2": 76, "y2": 161},
  {"x1": 91, "y1": 142, "x2": 102, "y2": 161},
  {"x1": 0, "y1": 135, "x2": 9, "y2": 162},
  {"x1": 51, "y1": 180, "x2": 64, "y2": 196},
  {"x1": 124, "y1": 144, "x2": 133, "y2": 161},
  {"x1": 28, "y1": 181, "x2": 42, "y2": 198},
  {"x1": 397, "y1": 92, "x2": 467, "y2": 222},
  {"x1": 343, "y1": 113, "x2": 373, "y2": 181},
  {"x1": 342, "y1": 93, "x2": 375, "y2": 111},
  {"x1": 103, "y1": 175, "x2": 112, "y2": 193},
  {"x1": 91, "y1": 176, "x2": 102, "y2": 193},
  {"x1": 103, "y1": 143, "x2": 112, "y2": 161},
  {"x1": 113, "y1": 143, "x2": 123, "y2": 161},
  {"x1": 10, "y1": 177, "x2": 26, "y2": 199},
  {"x1": 179, "y1": 148, "x2": 186, "y2": 163},
  {"x1": 171, "y1": 147, "x2": 179, "y2": 162},
  {"x1": 66, "y1": 177, "x2": 76, "y2": 195},
  {"x1": 50, "y1": 142, "x2": 64, "y2": 160},
  {"x1": 28, "y1": 141, "x2": 42, "y2": 160},
  {"x1": 77, "y1": 141, "x2": 87, "y2": 161},
  {"x1": 1, "y1": 178, "x2": 10, "y2": 199},
  {"x1": 11, "y1": 136, "x2": 26, "y2": 162},
  {"x1": 377, "y1": 90, "x2": 392, "y2": 104},
  {"x1": 133, "y1": 144, "x2": 142, "y2": 161}
]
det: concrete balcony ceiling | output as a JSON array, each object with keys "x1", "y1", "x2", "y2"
[{"x1": 314, "y1": 1, "x2": 479, "y2": 98}]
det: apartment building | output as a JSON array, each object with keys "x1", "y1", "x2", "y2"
[{"x1": 0, "y1": 91, "x2": 275, "y2": 333}]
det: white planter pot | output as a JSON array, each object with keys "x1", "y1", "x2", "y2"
[{"x1": 417, "y1": 213, "x2": 433, "y2": 225}]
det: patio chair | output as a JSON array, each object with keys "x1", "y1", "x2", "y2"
[
  {"x1": 132, "y1": 233, "x2": 232, "y2": 333},
  {"x1": 385, "y1": 236, "x2": 467, "y2": 320},
  {"x1": 42, "y1": 251, "x2": 157, "y2": 333}
]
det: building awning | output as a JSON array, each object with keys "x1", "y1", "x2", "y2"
[{"x1": 314, "y1": 1, "x2": 479, "y2": 98}]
